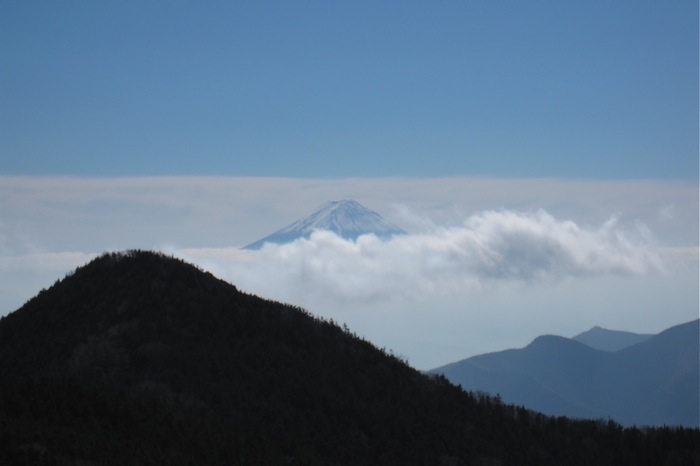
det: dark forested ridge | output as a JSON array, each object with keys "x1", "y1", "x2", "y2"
[{"x1": 0, "y1": 251, "x2": 697, "y2": 465}]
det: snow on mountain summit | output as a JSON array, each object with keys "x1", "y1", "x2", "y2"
[{"x1": 242, "y1": 200, "x2": 406, "y2": 250}]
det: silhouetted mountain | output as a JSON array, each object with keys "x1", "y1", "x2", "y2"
[
  {"x1": 430, "y1": 320, "x2": 699, "y2": 427},
  {"x1": 606, "y1": 320, "x2": 700, "y2": 426},
  {"x1": 0, "y1": 251, "x2": 697, "y2": 465},
  {"x1": 242, "y1": 199, "x2": 406, "y2": 250},
  {"x1": 573, "y1": 325, "x2": 653, "y2": 352}
]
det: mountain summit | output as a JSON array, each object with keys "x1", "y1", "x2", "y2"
[
  {"x1": 572, "y1": 325, "x2": 653, "y2": 352},
  {"x1": 243, "y1": 199, "x2": 406, "y2": 250},
  {"x1": 1, "y1": 250, "x2": 697, "y2": 464}
]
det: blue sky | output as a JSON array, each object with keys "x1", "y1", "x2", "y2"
[
  {"x1": 1, "y1": 2, "x2": 698, "y2": 369},
  {"x1": 2, "y1": 1, "x2": 697, "y2": 178}
]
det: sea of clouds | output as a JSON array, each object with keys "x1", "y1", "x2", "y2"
[
  {"x1": 1, "y1": 190, "x2": 695, "y2": 368},
  {"x1": 173, "y1": 208, "x2": 666, "y2": 307}
]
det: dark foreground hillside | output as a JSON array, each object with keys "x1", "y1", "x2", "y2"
[{"x1": 0, "y1": 251, "x2": 697, "y2": 465}]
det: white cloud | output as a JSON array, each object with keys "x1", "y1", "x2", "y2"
[
  {"x1": 173, "y1": 209, "x2": 666, "y2": 307},
  {"x1": 164, "y1": 208, "x2": 698, "y2": 370}
]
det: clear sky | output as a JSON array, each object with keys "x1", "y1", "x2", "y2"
[
  {"x1": 1, "y1": 1, "x2": 697, "y2": 178},
  {"x1": 1, "y1": 2, "x2": 698, "y2": 369}
]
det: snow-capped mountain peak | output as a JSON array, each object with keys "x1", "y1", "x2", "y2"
[{"x1": 242, "y1": 199, "x2": 406, "y2": 250}]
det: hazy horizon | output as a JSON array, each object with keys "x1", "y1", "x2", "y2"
[{"x1": 1, "y1": 175, "x2": 697, "y2": 369}]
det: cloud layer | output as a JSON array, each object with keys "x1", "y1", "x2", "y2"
[
  {"x1": 0, "y1": 177, "x2": 695, "y2": 369},
  {"x1": 0, "y1": 205, "x2": 693, "y2": 370},
  {"x1": 176, "y1": 209, "x2": 665, "y2": 307}
]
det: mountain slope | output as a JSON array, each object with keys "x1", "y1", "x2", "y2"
[
  {"x1": 0, "y1": 251, "x2": 697, "y2": 464},
  {"x1": 429, "y1": 320, "x2": 699, "y2": 427},
  {"x1": 242, "y1": 199, "x2": 406, "y2": 250},
  {"x1": 573, "y1": 325, "x2": 653, "y2": 351},
  {"x1": 604, "y1": 320, "x2": 700, "y2": 426},
  {"x1": 0, "y1": 251, "x2": 465, "y2": 464},
  {"x1": 432, "y1": 336, "x2": 610, "y2": 420}
]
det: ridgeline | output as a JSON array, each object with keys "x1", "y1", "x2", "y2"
[{"x1": 0, "y1": 251, "x2": 697, "y2": 465}]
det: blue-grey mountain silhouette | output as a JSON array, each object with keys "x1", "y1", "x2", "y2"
[
  {"x1": 572, "y1": 325, "x2": 653, "y2": 352},
  {"x1": 429, "y1": 320, "x2": 699, "y2": 427},
  {"x1": 242, "y1": 199, "x2": 406, "y2": 250}
]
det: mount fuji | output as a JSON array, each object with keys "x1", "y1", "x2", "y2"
[{"x1": 242, "y1": 199, "x2": 406, "y2": 250}]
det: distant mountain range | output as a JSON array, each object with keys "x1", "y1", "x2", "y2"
[
  {"x1": 2, "y1": 251, "x2": 697, "y2": 464},
  {"x1": 429, "y1": 320, "x2": 699, "y2": 427},
  {"x1": 572, "y1": 325, "x2": 653, "y2": 352},
  {"x1": 242, "y1": 199, "x2": 406, "y2": 250}
]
